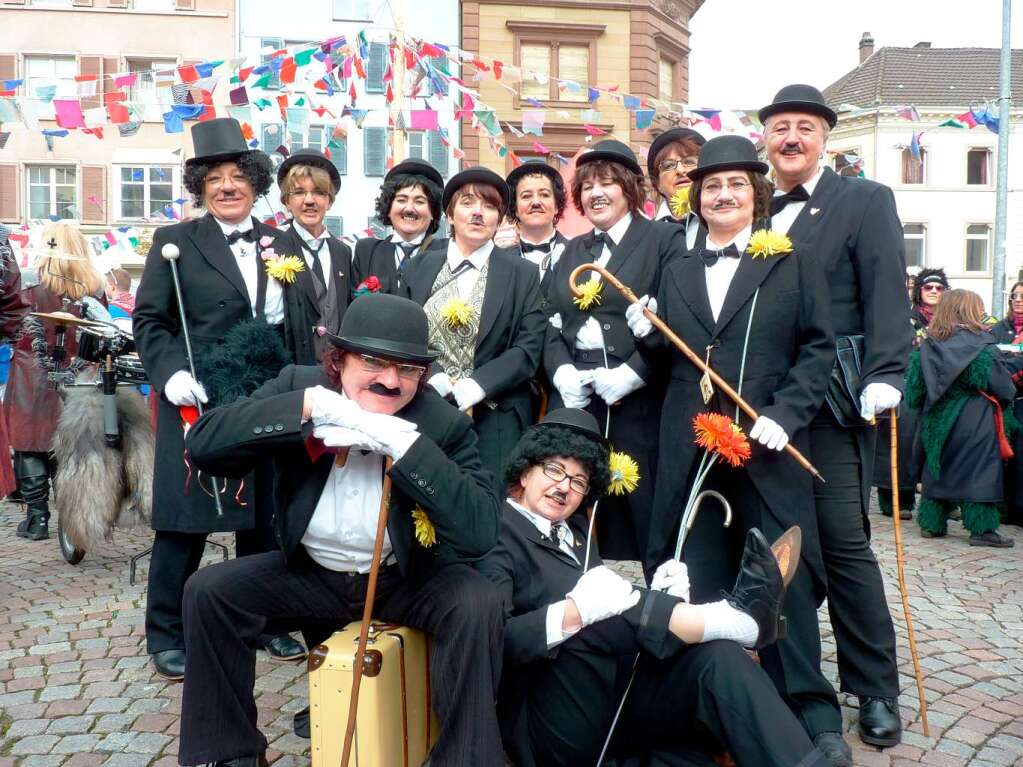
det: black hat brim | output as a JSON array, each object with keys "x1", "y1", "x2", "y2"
[
  {"x1": 647, "y1": 128, "x2": 706, "y2": 178},
  {"x1": 687, "y1": 159, "x2": 769, "y2": 181},
  {"x1": 575, "y1": 149, "x2": 642, "y2": 176},
  {"x1": 277, "y1": 152, "x2": 342, "y2": 191},
  {"x1": 506, "y1": 162, "x2": 563, "y2": 188},
  {"x1": 386, "y1": 160, "x2": 444, "y2": 189},
  {"x1": 758, "y1": 100, "x2": 838, "y2": 129},
  {"x1": 442, "y1": 168, "x2": 511, "y2": 211},
  {"x1": 325, "y1": 334, "x2": 439, "y2": 365}
]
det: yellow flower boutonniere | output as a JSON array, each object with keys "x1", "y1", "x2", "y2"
[
  {"x1": 669, "y1": 186, "x2": 691, "y2": 219},
  {"x1": 573, "y1": 280, "x2": 603, "y2": 311},
  {"x1": 412, "y1": 506, "x2": 437, "y2": 548},
  {"x1": 259, "y1": 241, "x2": 306, "y2": 284},
  {"x1": 440, "y1": 296, "x2": 475, "y2": 329},
  {"x1": 608, "y1": 450, "x2": 640, "y2": 495},
  {"x1": 745, "y1": 229, "x2": 793, "y2": 260}
]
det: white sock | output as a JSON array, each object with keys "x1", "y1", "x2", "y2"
[{"x1": 698, "y1": 599, "x2": 759, "y2": 647}]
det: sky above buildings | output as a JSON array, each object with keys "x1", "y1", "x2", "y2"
[{"x1": 687, "y1": 0, "x2": 1023, "y2": 110}]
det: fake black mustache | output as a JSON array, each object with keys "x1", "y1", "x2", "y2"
[
  {"x1": 468, "y1": 215, "x2": 486, "y2": 225},
  {"x1": 782, "y1": 144, "x2": 803, "y2": 154},
  {"x1": 369, "y1": 382, "x2": 402, "y2": 397},
  {"x1": 399, "y1": 210, "x2": 422, "y2": 220},
  {"x1": 587, "y1": 196, "x2": 610, "y2": 208},
  {"x1": 547, "y1": 489, "x2": 567, "y2": 504},
  {"x1": 712, "y1": 202, "x2": 739, "y2": 210},
  {"x1": 528, "y1": 204, "x2": 547, "y2": 213}
]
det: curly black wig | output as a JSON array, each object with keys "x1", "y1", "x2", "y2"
[
  {"x1": 912, "y1": 267, "x2": 949, "y2": 308},
  {"x1": 373, "y1": 173, "x2": 443, "y2": 237},
  {"x1": 503, "y1": 424, "x2": 610, "y2": 508},
  {"x1": 183, "y1": 151, "x2": 274, "y2": 207},
  {"x1": 506, "y1": 168, "x2": 567, "y2": 226}
]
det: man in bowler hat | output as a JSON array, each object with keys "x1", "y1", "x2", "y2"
[{"x1": 176, "y1": 293, "x2": 505, "y2": 767}]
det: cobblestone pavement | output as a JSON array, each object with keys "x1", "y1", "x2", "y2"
[{"x1": 1, "y1": 497, "x2": 1021, "y2": 766}]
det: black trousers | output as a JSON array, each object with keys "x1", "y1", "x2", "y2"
[
  {"x1": 685, "y1": 465, "x2": 842, "y2": 738},
  {"x1": 810, "y1": 408, "x2": 899, "y2": 698},
  {"x1": 177, "y1": 551, "x2": 505, "y2": 767},
  {"x1": 512, "y1": 594, "x2": 826, "y2": 767}
]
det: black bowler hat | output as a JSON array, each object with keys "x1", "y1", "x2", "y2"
[
  {"x1": 186, "y1": 118, "x2": 256, "y2": 167},
  {"x1": 646, "y1": 128, "x2": 706, "y2": 179},
  {"x1": 575, "y1": 139, "x2": 642, "y2": 176},
  {"x1": 327, "y1": 293, "x2": 439, "y2": 365},
  {"x1": 442, "y1": 167, "x2": 511, "y2": 212},
  {"x1": 758, "y1": 84, "x2": 837, "y2": 129},
  {"x1": 686, "y1": 135, "x2": 769, "y2": 181},
  {"x1": 276, "y1": 148, "x2": 341, "y2": 192},
  {"x1": 386, "y1": 159, "x2": 444, "y2": 189},
  {"x1": 506, "y1": 161, "x2": 562, "y2": 190},
  {"x1": 529, "y1": 407, "x2": 606, "y2": 444}
]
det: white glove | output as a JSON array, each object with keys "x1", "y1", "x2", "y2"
[
  {"x1": 592, "y1": 364, "x2": 645, "y2": 406},
  {"x1": 548, "y1": 312, "x2": 564, "y2": 331},
  {"x1": 314, "y1": 413, "x2": 420, "y2": 461},
  {"x1": 164, "y1": 370, "x2": 208, "y2": 407},
  {"x1": 428, "y1": 372, "x2": 453, "y2": 398},
  {"x1": 860, "y1": 382, "x2": 902, "y2": 420},
  {"x1": 552, "y1": 364, "x2": 594, "y2": 409},
  {"x1": 452, "y1": 378, "x2": 486, "y2": 412},
  {"x1": 650, "y1": 559, "x2": 690, "y2": 601},
  {"x1": 625, "y1": 295, "x2": 657, "y2": 339},
  {"x1": 308, "y1": 385, "x2": 360, "y2": 427},
  {"x1": 750, "y1": 415, "x2": 789, "y2": 451},
  {"x1": 313, "y1": 424, "x2": 385, "y2": 454},
  {"x1": 566, "y1": 565, "x2": 641, "y2": 627}
]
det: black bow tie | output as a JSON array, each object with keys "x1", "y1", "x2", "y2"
[
  {"x1": 587, "y1": 231, "x2": 615, "y2": 259},
  {"x1": 226, "y1": 228, "x2": 257, "y2": 245},
  {"x1": 770, "y1": 185, "x2": 810, "y2": 215},
  {"x1": 521, "y1": 240, "x2": 553, "y2": 255},
  {"x1": 700, "y1": 243, "x2": 741, "y2": 267}
]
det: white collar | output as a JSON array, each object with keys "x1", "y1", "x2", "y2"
[
  {"x1": 292, "y1": 221, "x2": 328, "y2": 245},
  {"x1": 519, "y1": 229, "x2": 558, "y2": 247},
  {"x1": 655, "y1": 199, "x2": 674, "y2": 221},
  {"x1": 390, "y1": 231, "x2": 426, "y2": 246},
  {"x1": 594, "y1": 212, "x2": 633, "y2": 246},
  {"x1": 706, "y1": 223, "x2": 753, "y2": 253},
  {"x1": 773, "y1": 166, "x2": 825, "y2": 197},
  {"x1": 507, "y1": 497, "x2": 559, "y2": 538},
  {"x1": 446, "y1": 238, "x2": 493, "y2": 271},
  {"x1": 215, "y1": 216, "x2": 254, "y2": 236}
]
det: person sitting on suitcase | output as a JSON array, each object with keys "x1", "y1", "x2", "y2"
[
  {"x1": 177, "y1": 292, "x2": 506, "y2": 767},
  {"x1": 477, "y1": 408, "x2": 828, "y2": 767}
]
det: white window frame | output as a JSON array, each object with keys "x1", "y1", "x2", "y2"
[
  {"x1": 116, "y1": 164, "x2": 180, "y2": 222},
  {"x1": 332, "y1": 0, "x2": 373, "y2": 20},
  {"x1": 24, "y1": 54, "x2": 77, "y2": 120},
  {"x1": 27, "y1": 164, "x2": 78, "y2": 221},
  {"x1": 965, "y1": 223, "x2": 992, "y2": 274},
  {"x1": 902, "y1": 222, "x2": 926, "y2": 268},
  {"x1": 965, "y1": 147, "x2": 992, "y2": 187},
  {"x1": 124, "y1": 57, "x2": 178, "y2": 122}
]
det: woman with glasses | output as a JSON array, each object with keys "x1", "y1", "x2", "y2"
[
  {"x1": 991, "y1": 281, "x2": 1023, "y2": 527},
  {"x1": 630, "y1": 135, "x2": 843, "y2": 747},
  {"x1": 404, "y1": 168, "x2": 546, "y2": 489},
  {"x1": 648, "y1": 127, "x2": 705, "y2": 249}
]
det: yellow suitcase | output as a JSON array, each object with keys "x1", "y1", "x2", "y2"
[{"x1": 308, "y1": 622, "x2": 440, "y2": 767}]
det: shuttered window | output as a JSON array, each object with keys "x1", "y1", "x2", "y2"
[
  {"x1": 366, "y1": 43, "x2": 387, "y2": 94},
  {"x1": 363, "y1": 127, "x2": 387, "y2": 176},
  {"x1": 428, "y1": 130, "x2": 448, "y2": 177}
]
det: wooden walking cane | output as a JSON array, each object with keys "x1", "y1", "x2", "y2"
[
  {"x1": 889, "y1": 409, "x2": 930, "y2": 736},
  {"x1": 340, "y1": 458, "x2": 394, "y2": 767},
  {"x1": 568, "y1": 263, "x2": 824, "y2": 481}
]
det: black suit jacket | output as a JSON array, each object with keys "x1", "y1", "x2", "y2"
[
  {"x1": 133, "y1": 214, "x2": 315, "y2": 531},
  {"x1": 781, "y1": 167, "x2": 912, "y2": 392},
  {"x1": 351, "y1": 234, "x2": 438, "y2": 297},
  {"x1": 404, "y1": 241, "x2": 546, "y2": 425},
  {"x1": 645, "y1": 238, "x2": 835, "y2": 585},
  {"x1": 544, "y1": 216, "x2": 685, "y2": 381},
  {"x1": 185, "y1": 365, "x2": 501, "y2": 582}
]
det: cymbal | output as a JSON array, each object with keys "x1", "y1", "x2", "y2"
[{"x1": 30, "y1": 311, "x2": 103, "y2": 328}]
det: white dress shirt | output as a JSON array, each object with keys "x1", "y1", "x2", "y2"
[
  {"x1": 215, "y1": 217, "x2": 284, "y2": 325},
  {"x1": 655, "y1": 199, "x2": 700, "y2": 251},
  {"x1": 445, "y1": 239, "x2": 493, "y2": 298},
  {"x1": 576, "y1": 213, "x2": 632, "y2": 351},
  {"x1": 391, "y1": 231, "x2": 426, "y2": 270},
  {"x1": 292, "y1": 221, "x2": 331, "y2": 291},
  {"x1": 519, "y1": 231, "x2": 564, "y2": 277},
  {"x1": 506, "y1": 498, "x2": 581, "y2": 648},
  {"x1": 771, "y1": 166, "x2": 824, "y2": 235},
  {"x1": 301, "y1": 447, "x2": 391, "y2": 573},
  {"x1": 704, "y1": 225, "x2": 751, "y2": 322}
]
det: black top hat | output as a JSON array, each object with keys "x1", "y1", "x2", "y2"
[
  {"x1": 686, "y1": 135, "x2": 769, "y2": 181},
  {"x1": 758, "y1": 84, "x2": 837, "y2": 129},
  {"x1": 530, "y1": 407, "x2": 606, "y2": 444},
  {"x1": 186, "y1": 118, "x2": 255, "y2": 167},
  {"x1": 575, "y1": 139, "x2": 642, "y2": 176},
  {"x1": 327, "y1": 293, "x2": 439, "y2": 365},
  {"x1": 506, "y1": 161, "x2": 563, "y2": 190},
  {"x1": 386, "y1": 159, "x2": 444, "y2": 189},
  {"x1": 276, "y1": 148, "x2": 341, "y2": 193},
  {"x1": 647, "y1": 128, "x2": 706, "y2": 179},
  {"x1": 442, "y1": 167, "x2": 511, "y2": 212}
]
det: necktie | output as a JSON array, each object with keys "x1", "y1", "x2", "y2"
[
  {"x1": 546, "y1": 522, "x2": 566, "y2": 547},
  {"x1": 450, "y1": 259, "x2": 475, "y2": 278},
  {"x1": 226, "y1": 229, "x2": 256, "y2": 246},
  {"x1": 396, "y1": 242, "x2": 418, "y2": 275},
  {"x1": 700, "y1": 243, "x2": 741, "y2": 268},
  {"x1": 770, "y1": 185, "x2": 810, "y2": 215},
  {"x1": 520, "y1": 240, "x2": 553, "y2": 255},
  {"x1": 300, "y1": 238, "x2": 327, "y2": 288}
]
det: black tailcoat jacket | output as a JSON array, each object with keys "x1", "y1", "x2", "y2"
[
  {"x1": 185, "y1": 365, "x2": 501, "y2": 583},
  {"x1": 404, "y1": 242, "x2": 546, "y2": 484},
  {"x1": 133, "y1": 214, "x2": 316, "y2": 533},
  {"x1": 351, "y1": 234, "x2": 438, "y2": 296},
  {"x1": 275, "y1": 223, "x2": 352, "y2": 353},
  {"x1": 645, "y1": 240, "x2": 835, "y2": 587}
]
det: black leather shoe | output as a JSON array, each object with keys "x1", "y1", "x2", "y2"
[
  {"x1": 263, "y1": 633, "x2": 306, "y2": 661},
  {"x1": 969, "y1": 531, "x2": 1015, "y2": 548},
  {"x1": 293, "y1": 705, "x2": 311, "y2": 739},
  {"x1": 210, "y1": 755, "x2": 269, "y2": 767},
  {"x1": 151, "y1": 649, "x2": 186, "y2": 681},
  {"x1": 812, "y1": 732, "x2": 852, "y2": 767},
  {"x1": 723, "y1": 527, "x2": 800, "y2": 649},
  {"x1": 858, "y1": 696, "x2": 902, "y2": 747}
]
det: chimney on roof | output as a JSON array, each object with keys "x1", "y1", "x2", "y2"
[
  {"x1": 913, "y1": 41, "x2": 931, "y2": 49},
  {"x1": 859, "y1": 32, "x2": 875, "y2": 64}
]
